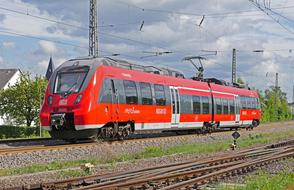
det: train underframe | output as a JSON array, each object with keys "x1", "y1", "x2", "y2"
[{"x1": 48, "y1": 119, "x2": 260, "y2": 142}]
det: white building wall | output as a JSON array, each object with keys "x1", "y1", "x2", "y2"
[
  {"x1": 0, "y1": 70, "x2": 21, "y2": 125},
  {"x1": 3, "y1": 70, "x2": 21, "y2": 90}
]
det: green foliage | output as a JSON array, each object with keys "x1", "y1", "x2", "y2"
[
  {"x1": 259, "y1": 87, "x2": 292, "y2": 123},
  {"x1": 0, "y1": 73, "x2": 47, "y2": 126},
  {"x1": 237, "y1": 77, "x2": 245, "y2": 85},
  {"x1": 57, "y1": 169, "x2": 92, "y2": 179},
  {"x1": 219, "y1": 170, "x2": 294, "y2": 190},
  {"x1": 0, "y1": 125, "x2": 36, "y2": 139},
  {"x1": 0, "y1": 125, "x2": 49, "y2": 139}
]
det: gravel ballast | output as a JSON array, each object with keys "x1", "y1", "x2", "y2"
[
  {"x1": 0, "y1": 121, "x2": 293, "y2": 188},
  {"x1": 0, "y1": 121, "x2": 293, "y2": 169}
]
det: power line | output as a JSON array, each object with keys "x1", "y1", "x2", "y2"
[
  {"x1": 249, "y1": 0, "x2": 294, "y2": 35},
  {"x1": 117, "y1": 1, "x2": 294, "y2": 18},
  {"x1": 0, "y1": 5, "x2": 172, "y2": 51},
  {"x1": 0, "y1": 29, "x2": 138, "y2": 59},
  {"x1": 0, "y1": 6, "x2": 114, "y2": 29},
  {"x1": 0, "y1": 30, "x2": 88, "y2": 49}
]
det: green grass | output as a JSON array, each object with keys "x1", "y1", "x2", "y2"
[
  {"x1": 219, "y1": 170, "x2": 294, "y2": 190},
  {"x1": 0, "y1": 129, "x2": 293, "y2": 178},
  {"x1": 57, "y1": 169, "x2": 92, "y2": 178}
]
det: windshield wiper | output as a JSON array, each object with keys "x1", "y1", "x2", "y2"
[{"x1": 63, "y1": 82, "x2": 77, "y2": 97}]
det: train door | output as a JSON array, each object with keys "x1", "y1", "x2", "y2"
[
  {"x1": 110, "y1": 79, "x2": 119, "y2": 122},
  {"x1": 170, "y1": 87, "x2": 180, "y2": 127},
  {"x1": 235, "y1": 96, "x2": 240, "y2": 124}
]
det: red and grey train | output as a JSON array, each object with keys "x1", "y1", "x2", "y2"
[{"x1": 40, "y1": 57, "x2": 261, "y2": 141}]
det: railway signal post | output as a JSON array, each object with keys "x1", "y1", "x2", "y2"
[{"x1": 231, "y1": 131, "x2": 240, "y2": 150}]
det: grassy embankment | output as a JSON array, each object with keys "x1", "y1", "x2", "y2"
[
  {"x1": 218, "y1": 169, "x2": 294, "y2": 190},
  {"x1": 0, "y1": 129, "x2": 293, "y2": 178}
]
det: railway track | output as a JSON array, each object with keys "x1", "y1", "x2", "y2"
[
  {"x1": 6, "y1": 139, "x2": 294, "y2": 190},
  {"x1": 0, "y1": 129, "x2": 234, "y2": 155},
  {"x1": 0, "y1": 137, "x2": 52, "y2": 144}
]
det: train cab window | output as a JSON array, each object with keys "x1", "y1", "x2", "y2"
[
  {"x1": 215, "y1": 98, "x2": 222, "y2": 114},
  {"x1": 123, "y1": 80, "x2": 138, "y2": 104},
  {"x1": 229, "y1": 99, "x2": 235, "y2": 114},
  {"x1": 251, "y1": 98, "x2": 256, "y2": 109},
  {"x1": 154, "y1": 84, "x2": 166, "y2": 106},
  {"x1": 181, "y1": 94, "x2": 192, "y2": 114},
  {"x1": 139, "y1": 82, "x2": 152, "y2": 105},
  {"x1": 202, "y1": 96, "x2": 210, "y2": 114},
  {"x1": 256, "y1": 98, "x2": 260, "y2": 109},
  {"x1": 223, "y1": 99, "x2": 229, "y2": 114},
  {"x1": 246, "y1": 97, "x2": 251, "y2": 109},
  {"x1": 99, "y1": 78, "x2": 112, "y2": 103}
]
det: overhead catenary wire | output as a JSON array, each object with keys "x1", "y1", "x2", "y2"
[
  {"x1": 249, "y1": 0, "x2": 294, "y2": 35},
  {"x1": 0, "y1": 5, "x2": 173, "y2": 52},
  {"x1": 0, "y1": 30, "x2": 88, "y2": 49},
  {"x1": 117, "y1": 0, "x2": 294, "y2": 18},
  {"x1": 2, "y1": 1, "x2": 293, "y2": 56},
  {"x1": 1, "y1": 1, "x2": 294, "y2": 60},
  {"x1": 0, "y1": 29, "x2": 140, "y2": 59}
]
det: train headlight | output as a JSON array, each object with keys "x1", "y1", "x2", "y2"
[
  {"x1": 75, "y1": 94, "x2": 83, "y2": 104},
  {"x1": 48, "y1": 95, "x2": 53, "y2": 105}
]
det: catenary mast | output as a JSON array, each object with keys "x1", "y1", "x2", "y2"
[{"x1": 89, "y1": 0, "x2": 98, "y2": 57}]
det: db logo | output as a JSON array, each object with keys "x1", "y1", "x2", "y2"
[
  {"x1": 59, "y1": 99, "x2": 67, "y2": 105},
  {"x1": 156, "y1": 108, "x2": 166, "y2": 115}
]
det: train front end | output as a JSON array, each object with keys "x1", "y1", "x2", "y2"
[{"x1": 39, "y1": 58, "x2": 99, "y2": 141}]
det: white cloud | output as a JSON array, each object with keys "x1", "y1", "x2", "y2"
[
  {"x1": 39, "y1": 40, "x2": 57, "y2": 54},
  {"x1": 0, "y1": 56, "x2": 3, "y2": 64},
  {"x1": 2, "y1": 41, "x2": 15, "y2": 49},
  {"x1": 0, "y1": 0, "x2": 86, "y2": 43}
]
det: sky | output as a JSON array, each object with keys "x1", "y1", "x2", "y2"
[{"x1": 0, "y1": 0, "x2": 293, "y2": 101}]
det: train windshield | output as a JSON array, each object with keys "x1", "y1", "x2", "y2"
[{"x1": 54, "y1": 66, "x2": 89, "y2": 94}]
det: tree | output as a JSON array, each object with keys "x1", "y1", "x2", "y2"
[
  {"x1": 0, "y1": 73, "x2": 47, "y2": 126},
  {"x1": 237, "y1": 77, "x2": 245, "y2": 85},
  {"x1": 260, "y1": 86, "x2": 292, "y2": 122}
]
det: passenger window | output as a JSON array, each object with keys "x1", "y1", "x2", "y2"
[
  {"x1": 192, "y1": 96, "x2": 201, "y2": 114},
  {"x1": 229, "y1": 99, "x2": 235, "y2": 114},
  {"x1": 216, "y1": 98, "x2": 222, "y2": 114},
  {"x1": 223, "y1": 99, "x2": 229, "y2": 114},
  {"x1": 154, "y1": 84, "x2": 166, "y2": 106},
  {"x1": 181, "y1": 95, "x2": 192, "y2": 114},
  {"x1": 140, "y1": 82, "x2": 152, "y2": 105},
  {"x1": 123, "y1": 80, "x2": 138, "y2": 104},
  {"x1": 202, "y1": 96, "x2": 210, "y2": 114}
]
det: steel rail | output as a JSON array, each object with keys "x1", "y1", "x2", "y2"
[
  {"x1": 86, "y1": 148, "x2": 293, "y2": 190},
  {"x1": 4, "y1": 140, "x2": 294, "y2": 190},
  {"x1": 41, "y1": 144, "x2": 291, "y2": 190},
  {"x1": 0, "y1": 129, "x2": 236, "y2": 155}
]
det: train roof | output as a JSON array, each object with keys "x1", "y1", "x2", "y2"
[
  {"x1": 65, "y1": 57, "x2": 185, "y2": 79},
  {"x1": 52, "y1": 57, "x2": 258, "y2": 98}
]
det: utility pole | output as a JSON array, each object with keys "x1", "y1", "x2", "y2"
[
  {"x1": 275, "y1": 73, "x2": 279, "y2": 90},
  {"x1": 274, "y1": 72, "x2": 279, "y2": 120},
  {"x1": 89, "y1": 0, "x2": 98, "y2": 57},
  {"x1": 232, "y1": 48, "x2": 237, "y2": 84},
  {"x1": 292, "y1": 85, "x2": 294, "y2": 120}
]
